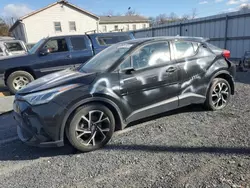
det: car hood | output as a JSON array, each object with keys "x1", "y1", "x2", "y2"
[{"x1": 18, "y1": 69, "x2": 97, "y2": 94}]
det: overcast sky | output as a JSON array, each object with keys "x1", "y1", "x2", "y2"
[{"x1": 0, "y1": 0, "x2": 249, "y2": 19}]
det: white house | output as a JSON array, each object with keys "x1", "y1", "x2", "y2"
[
  {"x1": 10, "y1": 0, "x2": 150, "y2": 44},
  {"x1": 10, "y1": 0, "x2": 99, "y2": 44},
  {"x1": 99, "y1": 16, "x2": 150, "y2": 33}
]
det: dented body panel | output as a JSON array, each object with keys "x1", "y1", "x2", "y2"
[{"x1": 13, "y1": 37, "x2": 236, "y2": 147}]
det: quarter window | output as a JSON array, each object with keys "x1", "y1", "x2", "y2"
[
  {"x1": 69, "y1": 21, "x2": 76, "y2": 31},
  {"x1": 131, "y1": 42, "x2": 171, "y2": 69},
  {"x1": 174, "y1": 41, "x2": 198, "y2": 59},
  {"x1": 70, "y1": 37, "x2": 86, "y2": 51},
  {"x1": 43, "y1": 38, "x2": 68, "y2": 53},
  {"x1": 54, "y1": 22, "x2": 62, "y2": 32}
]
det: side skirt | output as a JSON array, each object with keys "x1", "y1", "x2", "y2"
[{"x1": 125, "y1": 93, "x2": 206, "y2": 125}]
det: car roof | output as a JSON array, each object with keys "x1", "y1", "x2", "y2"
[
  {"x1": 130, "y1": 36, "x2": 208, "y2": 43},
  {"x1": 89, "y1": 32, "x2": 133, "y2": 37}
]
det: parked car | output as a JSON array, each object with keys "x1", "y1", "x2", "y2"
[
  {"x1": 13, "y1": 37, "x2": 236, "y2": 152},
  {"x1": 0, "y1": 37, "x2": 27, "y2": 58},
  {"x1": 239, "y1": 51, "x2": 250, "y2": 71},
  {"x1": 0, "y1": 32, "x2": 134, "y2": 93}
]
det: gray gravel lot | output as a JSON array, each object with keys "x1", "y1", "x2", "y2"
[{"x1": 0, "y1": 72, "x2": 249, "y2": 188}]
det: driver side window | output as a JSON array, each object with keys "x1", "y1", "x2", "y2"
[
  {"x1": 43, "y1": 38, "x2": 68, "y2": 53},
  {"x1": 131, "y1": 42, "x2": 171, "y2": 70}
]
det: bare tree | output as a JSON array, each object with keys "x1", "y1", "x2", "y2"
[
  {"x1": 155, "y1": 14, "x2": 169, "y2": 25},
  {"x1": 125, "y1": 9, "x2": 140, "y2": 16},
  {"x1": 239, "y1": 4, "x2": 250, "y2": 11},
  {"x1": 0, "y1": 17, "x2": 10, "y2": 36},
  {"x1": 1, "y1": 16, "x2": 17, "y2": 27},
  {"x1": 169, "y1": 12, "x2": 179, "y2": 22},
  {"x1": 181, "y1": 14, "x2": 190, "y2": 21},
  {"x1": 191, "y1": 8, "x2": 197, "y2": 19},
  {"x1": 102, "y1": 10, "x2": 115, "y2": 16}
]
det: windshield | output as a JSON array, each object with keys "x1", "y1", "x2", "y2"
[
  {"x1": 28, "y1": 39, "x2": 45, "y2": 54},
  {"x1": 79, "y1": 43, "x2": 134, "y2": 73}
]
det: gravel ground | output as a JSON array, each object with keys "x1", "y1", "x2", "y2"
[{"x1": 0, "y1": 72, "x2": 249, "y2": 188}]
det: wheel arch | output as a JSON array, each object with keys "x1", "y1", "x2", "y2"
[
  {"x1": 207, "y1": 70, "x2": 235, "y2": 96},
  {"x1": 60, "y1": 97, "x2": 125, "y2": 142},
  {"x1": 4, "y1": 67, "x2": 36, "y2": 83}
]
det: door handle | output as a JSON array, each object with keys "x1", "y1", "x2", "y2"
[{"x1": 166, "y1": 67, "x2": 176, "y2": 73}]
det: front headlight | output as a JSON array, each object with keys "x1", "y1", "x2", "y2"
[{"x1": 21, "y1": 84, "x2": 79, "y2": 105}]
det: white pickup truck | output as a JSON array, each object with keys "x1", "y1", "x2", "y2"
[{"x1": 0, "y1": 37, "x2": 27, "y2": 58}]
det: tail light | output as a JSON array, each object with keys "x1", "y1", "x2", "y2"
[{"x1": 222, "y1": 50, "x2": 230, "y2": 59}]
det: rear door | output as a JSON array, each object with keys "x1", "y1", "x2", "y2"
[
  {"x1": 69, "y1": 36, "x2": 94, "y2": 67},
  {"x1": 34, "y1": 37, "x2": 73, "y2": 75},
  {"x1": 173, "y1": 40, "x2": 213, "y2": 105}
]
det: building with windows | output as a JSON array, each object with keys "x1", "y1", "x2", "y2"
[
  {"x1": 9, "y1": 0, "x2": 99, "y2": 44},
  {"x1": 9, "y1": 0, "x2": 150, "y2": 45},
  {"x1": 99, "y1": 16, "x2": 150, "y2": 33}
]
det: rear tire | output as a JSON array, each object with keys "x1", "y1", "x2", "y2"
[
  {"x1": 66, "y1": 104, "x2": 115, "y2": 152},
  {"x1": 204, "y1": 78, "x2": 231, "y2": 111},
  {"x1": 6, "y1": 71, "x2": 34, "y2": 94}
]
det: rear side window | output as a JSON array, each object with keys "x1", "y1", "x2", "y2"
[
  {"x1": 97, "y1": 35, "x2": 131, "y2": 46},
  {"x1": 70, "y1": 37, "x2": 87, "y2": 51},
  {"x1": 0, "y1": 47, "x2": 3, "y2": 53},
  {"x1": 174, "y1": 41, "x2": 199, "y2": 59},
  {"x1": 5, "y1": 42, "x2": 24, "y2": 52}
]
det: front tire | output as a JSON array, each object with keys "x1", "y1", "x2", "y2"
[
  {"x1": 6, "y1": 71, "x2": 34, "y2": 94},
  {"x1": 66, "y1": 104, "x2": 115, "y2": 152},
  {"x1": 205, "y1": 78, "x2": 231, "y2": 111}
]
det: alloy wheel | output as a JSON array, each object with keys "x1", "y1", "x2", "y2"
[
  {"x1": 75, "y1": 110, "x2": 111, "y2": 146},
  {"x1": 211, "y1": 82, "x2": 229, "y2": 109},
  {"x1": 13, "y1": 76, "x2": 30, "y2": 90}
]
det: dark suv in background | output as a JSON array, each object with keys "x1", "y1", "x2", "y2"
[
  {"x1": 13, "y1": 37, "x2": 236, "y2": 152},
  {"x1": 0, "y1": 32, "x2": 134, "y2": 93}
]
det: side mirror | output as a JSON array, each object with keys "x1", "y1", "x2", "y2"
[
  {"x1": 121, "y1": 67, "x2": 135, "y2": 74},
  {"x1": 39, "y1": 48, "x2": 50, "y2": 56}
]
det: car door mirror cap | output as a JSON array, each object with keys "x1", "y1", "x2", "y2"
[
  {"x1": 121, "y1": 67, "x2": 135, "y2": 74},
  {"x1": 39, "y1": 49, "x2": 51, "y2": 56}
]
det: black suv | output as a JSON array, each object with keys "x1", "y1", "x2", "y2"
[{"x1": 13, "y1": 37, "x2": 236, "y2": 152}]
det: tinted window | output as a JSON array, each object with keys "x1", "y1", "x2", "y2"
[
  {"x1": 97, "y1": 35, "x2": 131, "y2": 46},
  {"x1": 0, "y1": 47, "x2": 3, "y2": 53},
  {"x1": 70, "y1": 37, "x2": 86, "y2": 51},
  {"x1": 174, "y1": 41, "x2": 198, "y2": 59},
  {"x1": 43, "y1": 38, "x2": 68, "y2": 53},
  {"x1": 5, "y1": 42, "x2": 24, "y2": 52},
  {"x1": 132, "y1": 42, "x2": 171, "y2": 69}
]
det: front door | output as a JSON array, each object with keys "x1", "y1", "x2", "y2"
[
  {"x1": 35, "y1": 37, "x2": 72, "y2": 76},
  {"x1": 119, "y1": 41, "x2": 180, "y2": 119}
]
